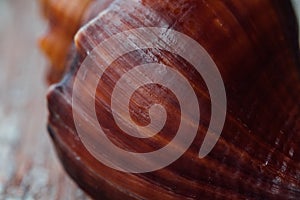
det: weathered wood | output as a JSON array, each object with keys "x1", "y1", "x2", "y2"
[{"x1": 0, "y1": 0, "x2": 89, "y2": 199}]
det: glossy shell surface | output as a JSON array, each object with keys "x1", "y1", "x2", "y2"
[{"x1": 47, "y1": 0, "x2": 300, "y2": 199}]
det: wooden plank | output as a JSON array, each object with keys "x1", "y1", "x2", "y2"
[{"x1": 0, "y1": 0, "x2": 89, "y2": 199}]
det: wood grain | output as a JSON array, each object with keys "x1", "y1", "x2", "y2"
[{"x1": 0, "y1": 1, "x2": 89, "y2": 199}]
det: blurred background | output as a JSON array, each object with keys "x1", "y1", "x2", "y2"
[
  {"x1": 0, "y1": 0, "x2": 88, "y2": 199},
  {"x1": 0, "y1": 0, "x2": 299, "y2": 200}
]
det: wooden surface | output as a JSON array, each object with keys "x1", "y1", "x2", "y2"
[{"x1": 0, "y1": 1, "x2": 89, "y2": 199}]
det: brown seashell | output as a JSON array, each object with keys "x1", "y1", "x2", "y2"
[
  {"x1": 38, "y1": 0, "x2": 113, "y2": 83},
  {"x1": 46, "y1": 0, "x2": 300, "y2": 199},
  {"x1": 38, "y1": 0, "x2": 93, "y2": 83},
  {"x1": 39, "y1": 26, "x2": 72, "y2": 83}
]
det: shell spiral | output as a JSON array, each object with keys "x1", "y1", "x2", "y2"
[
  {"x1": 45, "y1": 0, "x2": 300, "y2": 199},
  {"x1": 72, "y1": 27, "x2": 227, "y2": 173}
]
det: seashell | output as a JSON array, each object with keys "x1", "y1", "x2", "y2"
[
  {"x1": 39, "y1": 0, "x2": 113, "y2": 83},
  {"x1": 46, "y1": 0, "x2": 300, "y2": 199}
]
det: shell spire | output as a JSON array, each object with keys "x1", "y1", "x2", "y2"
[{"x1": 39, "y1": 0, "x2": 95, "y2": 83}]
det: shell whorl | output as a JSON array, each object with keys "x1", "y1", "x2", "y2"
[{"x1": 46, "y1": 0, "x2": 300, "y2": 199}]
